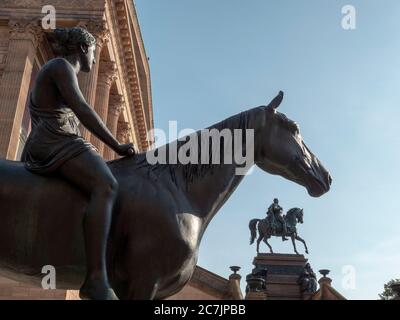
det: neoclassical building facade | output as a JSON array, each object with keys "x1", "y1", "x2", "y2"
[
  {"x1": 0, "y1": 0, "x2": 153, "y2": 299},
  {"x1": 0, "y1": 0, "x2": 154, "y2": 163}
]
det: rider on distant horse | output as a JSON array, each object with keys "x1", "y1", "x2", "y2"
[{"x1": 267, "y1": 198, "x2": 288, "y2": 241}]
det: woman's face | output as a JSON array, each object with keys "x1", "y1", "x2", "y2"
[{"x1": 80, "y1": 44, "x2": 96, "y2": 73}]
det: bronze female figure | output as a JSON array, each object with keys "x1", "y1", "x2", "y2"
[{"x1": 20, "y1": 28, "x2": 135, "y2": 300}]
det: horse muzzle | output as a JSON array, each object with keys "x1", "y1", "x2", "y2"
[{"x1": 306, "y1": 162, "x2": 332, "y2": 197}]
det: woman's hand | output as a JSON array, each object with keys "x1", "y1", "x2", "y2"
[{"x1": 115, "y1": 143, "x2": 136, "y2": 157}]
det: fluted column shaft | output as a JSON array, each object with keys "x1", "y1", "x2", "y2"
[
  {"x1": 77, "y1": 20, "x2": 109, "y2": 141},
  {"x1": 0, "y1": 19, "x2": 42, "y2": 160},
  {"x1": 103, "y1": 94, "x2": 124, "y2": 160},
  {"x1": 90, "y1": 61, "x2": 117, "y2": 154}
]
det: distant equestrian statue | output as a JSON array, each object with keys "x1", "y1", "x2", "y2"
[{"x1": 249, "y1": 207, "x2": 309, "y2": 255}]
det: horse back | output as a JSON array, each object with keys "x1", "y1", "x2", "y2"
[{"x1": 0, "y1": 159, "x2": 87, "y2": 280}]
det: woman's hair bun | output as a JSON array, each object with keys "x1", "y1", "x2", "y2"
[{"x1": 52, "y1": 27, "x2": 96, "y2": 55}]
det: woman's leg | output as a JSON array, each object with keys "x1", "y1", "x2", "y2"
[{"x1": 57, "y1": 149, "x2": 119, "y2": 300}]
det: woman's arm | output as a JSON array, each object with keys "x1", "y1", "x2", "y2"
[{"x1": 51, "y1": 59, "x2": 132, "y2": 155}]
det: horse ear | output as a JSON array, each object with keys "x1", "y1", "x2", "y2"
[{"x1": 266, "y1": 91, "x2": 284, "y2": 111}]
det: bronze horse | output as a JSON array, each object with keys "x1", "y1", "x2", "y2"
[
  {"x1": 249, "y1": 208, "x2": 309, "y2": 255},
  {"x1": 0, "y1": 92, "x2": 331, "y2": 299}
]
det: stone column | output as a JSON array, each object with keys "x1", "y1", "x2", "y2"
[
  {"x1": 89, "y1": 61, "x2": 117, "y2": 154},
  {"x1": 103, "y1": 94, "x2": 124, "y2": 160},
  {"x1": 0, "y1": 19, "x2": 42, "y2": 160},
  {"x1": 77, "y1": 20, "x2": 110, "y2": 141}
]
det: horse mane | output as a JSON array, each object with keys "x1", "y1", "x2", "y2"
[
  {"x1": 110, "y1": 104, "x2": 299, "y2": 190},
  {"x1": 286, "y1": 207, "x2": 302, "y2": 217},
  {"x1": 109, "y1": 106, "x2": 263, "y2": 189}
]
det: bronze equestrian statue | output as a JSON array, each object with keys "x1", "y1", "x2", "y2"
[
  {"x1": 249, "y1": 207, "x2": 309, "y2": 255},
  {"x1": 0, "y1": 27, "x2": 331, "y2": 300}
]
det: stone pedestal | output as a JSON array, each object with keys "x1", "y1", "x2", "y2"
[
  {"x1": 252, "y1": 253, "x2": 308, "y2": 300},
  {"x1": 245, "y1": 291, "x2": 268, "y2": 300}
]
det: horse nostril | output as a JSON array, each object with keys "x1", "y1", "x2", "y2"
[{"x1": 327, "y1": 173, "x2": 332, "y2": 185}]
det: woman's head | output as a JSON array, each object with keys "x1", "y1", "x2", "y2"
[{"x1": 53, "y1": 27, "x2": 96, "y2": 72}]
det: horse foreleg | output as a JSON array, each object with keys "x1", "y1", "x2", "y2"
[
  {"x1": 291, "y1": 235, "x2": 299, "y2": 255},
  {"x1": 112, "y1": 245, "x2": 160, "y2": 300},
  {"x1": 263, "y1": 237, "x2": 273, "y2": 254},
  {"x1": 116, "y1": 275, "x2": 159, "y2": 300},
  {"x1": 295, "y1": 235, "x2": 309, "y2": 254}
]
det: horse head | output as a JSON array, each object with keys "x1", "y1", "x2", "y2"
[
  {"x1": 285, "y1": 207, "x2": 304, "y2": 227},
  {"x1": 297, "y1": 208, "x2": 304, "y2": 224},
  {"x1": 255, "y1": 91, "x2": 332, "y2": 197}
]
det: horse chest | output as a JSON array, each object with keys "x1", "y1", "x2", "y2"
[
  {"x1": 175, "y1": 214, "x2": 202, "y2": 251},
  {"x1": 156, "y1": 213, "x2": 202, "y2": 276}
]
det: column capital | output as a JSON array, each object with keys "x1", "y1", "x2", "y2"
[
  {"x1": 117, "y1": 120, "x2": 131, "y2": 143},
  {"x1": 109, "y1": 94, "x2": 125, "y2": 116},
  {"x1": 78, "y1": 19, "x2": 110, "y2": 48},
  {"x1": 98, "y1": 60, "x2": 118, "y2": 86},
  {"x1": 8, "y1": 19, "x2": 43, "y2": 45}
]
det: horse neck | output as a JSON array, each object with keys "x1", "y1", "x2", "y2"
[
  {"x1": 188, "y1": 163, "x2": 246, "y2": 231},
  {"x1": 286, "y1": 210, "x2": 298, "y2": 226},
  {"x1": 179, "y1": 110, "x2": 259, "y2": 234}
]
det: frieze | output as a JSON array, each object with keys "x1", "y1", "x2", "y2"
[
  {"x1": 8, "y1": 19, "x2": 43, "y2": 44},
  {"x1": 0, "y1": 0, "x2": 105, "y2": 10}
]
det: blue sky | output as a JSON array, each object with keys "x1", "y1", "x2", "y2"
[{"x1": 134, "y1": 0, "x2": 400, "y2": 299}]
